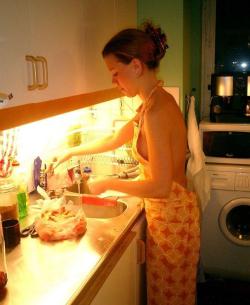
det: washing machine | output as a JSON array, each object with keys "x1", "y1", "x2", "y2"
[{"x1": 201, "y1": 163, "x2": 250, "y2": 280}]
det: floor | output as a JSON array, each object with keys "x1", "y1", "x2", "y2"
[{"x1": 197, "y1": 276, "x2": 250, "y2": 305}]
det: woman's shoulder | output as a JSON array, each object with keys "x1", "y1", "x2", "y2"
[
  {"x1": 148, "y1": 88, "x2": 180, "y2": 116},
  {"x1": 145, "y1": 88, "x2": 185, "y2": 130}
]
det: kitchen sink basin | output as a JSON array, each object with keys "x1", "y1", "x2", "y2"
[
  {"x1": 64, "y1": 182, "x2": 127, "y2": 218},
  {"x1": 66, "y1": 180, "x2": 90, "y2": 194},
  {"x1": 81, "y1": 200, "x2": 126, "y2": 218}
]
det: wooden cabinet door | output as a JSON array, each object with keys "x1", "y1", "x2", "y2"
[
  {"x1": 0, "y1": 0, "x2": 136, "y2": 110},
  {"x1": 0, "y1": 0, "x2": 85, "y2": 108},
  {"x1": 27, "y1": 0, "x2": 86, "y2": 103},
  {"x1": 82, "y1": 0, "x2": 137, "y2": 93},
  {"x1": 0, "y1": 0, "x2": 30, "y2": 108}
]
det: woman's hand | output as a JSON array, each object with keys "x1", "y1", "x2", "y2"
[{"x1": 46, "y1": 149, "x2": 71, "y2": 174}]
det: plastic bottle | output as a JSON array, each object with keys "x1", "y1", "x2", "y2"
[
  {"x1": 0, "y1": 214, "x2": 7, "y2": 290},
  {"x1": 11, "y1": 162, "x2": 28, "y2": 219}
]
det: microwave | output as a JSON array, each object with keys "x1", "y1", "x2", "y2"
[{"x1": 199, "y1": 120, "x2": 250, "y2": 165}]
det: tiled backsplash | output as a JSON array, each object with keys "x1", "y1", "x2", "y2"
[{"x1": 10, "y1": 96, "x2": 141, "y2": 191}]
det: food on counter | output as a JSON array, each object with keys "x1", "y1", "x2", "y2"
[{"x1": 34, "y1": 197, "x2": 87, "y2": 242}]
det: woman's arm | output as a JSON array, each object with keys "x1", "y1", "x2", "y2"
[
  {"x1": 89, "y1": 94, "x2": 177, "y2": 198},
  {"x1": 51, "y1": 118, "x2": 135, "y2": 169}
]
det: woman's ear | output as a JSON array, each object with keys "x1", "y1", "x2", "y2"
[{"x1": 131, "y1": 58, "x2": 143, "y2": 77}]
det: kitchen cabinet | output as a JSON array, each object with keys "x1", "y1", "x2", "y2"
[
  {"x1": 3, "y1": 195, "x2": 144, "y2": 305},
  {"x1": 0, "y1": 0, "x2": 85, "y2": 107},
  {"x1": 82, "y1": 0, "x2": 137, "y2": 92},
  {"x1": 90, "y1": 214, "x2": 146, "y2": 305},
  {"x1": 0, "y1": 0, "x2": 136, "y2": 110}
]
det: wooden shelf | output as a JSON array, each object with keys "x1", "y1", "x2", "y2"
[{"x1": 0, "y1": 88, "x2": 122, "y2": 131}]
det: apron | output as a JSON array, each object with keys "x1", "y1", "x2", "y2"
[{"x1": 132, "y1": 95, "x2": 200, "y2": 305}]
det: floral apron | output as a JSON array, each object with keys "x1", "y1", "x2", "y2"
[{"x1": 132, "y1": 100, "x2": 200, "y2": 305}]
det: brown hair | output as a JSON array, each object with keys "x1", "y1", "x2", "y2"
[{"x1": 102, "y1": 21, "x2": 168, "y2": 70}]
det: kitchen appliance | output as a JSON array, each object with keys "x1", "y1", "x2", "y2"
[
  {"x1": 199, "y1": 121, "x2": 250, "y2": 280},
  {"x1": 210, "y1": 73, "x2": 250, "y2": 123},
  {"x1": 200, "y1": 163, "x2": 250, "y2": 280},
  {"x1": 199, "y1": 120, "x2": 250, "y2": 165}
]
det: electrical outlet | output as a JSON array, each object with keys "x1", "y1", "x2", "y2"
[
  {"x1": 0, "y1": 92, "x2": 13, "y2": 107},
  {"x1": 0, "y1": 99, "x2": 8, "y2": 107}
]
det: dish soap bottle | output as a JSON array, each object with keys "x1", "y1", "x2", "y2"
[
  {"x1": 11, "y1": 161, "x2": 28, "y2": 219},
  {"x1": 0, "y1": 214, "x2": 7, "y2": 290}
]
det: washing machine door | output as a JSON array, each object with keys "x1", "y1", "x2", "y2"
[{"x1": 219, "y1": 198, "x2": 250, "y2": 246}]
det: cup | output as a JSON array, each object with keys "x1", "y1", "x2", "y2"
[{"x1": 2, "y1": 219, "x2": 20, "y2": 248}]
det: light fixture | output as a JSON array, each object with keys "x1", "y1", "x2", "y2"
[
  {"x1": 247, "y1": 76, "x2": 250, "y2": 97},
  {"x1": 215, "y1": 76, "x2": 233, "y2": 97},
  {"x1": 246, "y1": 76, "x2": 250, "y2": 116},
  {"x1": 241, "y1": 62, "x2": 248, "y2": 69}
]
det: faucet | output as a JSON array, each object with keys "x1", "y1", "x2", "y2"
[{"x1": 67, "y1": 163, "x2": 82, "y2": 184}]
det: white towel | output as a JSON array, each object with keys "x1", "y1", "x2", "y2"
[{"x1": 186, "y1": 96, "x2": 211, "y2": 212}]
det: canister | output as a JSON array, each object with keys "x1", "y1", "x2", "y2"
[{"x1": 0, "y1": 178, "x2": 18, "y2": 221}]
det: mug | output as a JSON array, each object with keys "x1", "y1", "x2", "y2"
[{"x1": 2, "y1": 219, "x2": 20, "y2": 248}]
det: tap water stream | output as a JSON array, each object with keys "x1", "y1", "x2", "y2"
[{"x1": 77, "y1": 182, "x2": 81, "y2": 195}]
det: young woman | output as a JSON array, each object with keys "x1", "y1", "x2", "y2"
[{"x1": 51, "y1": 22, "x2": 200, "y2": 305}]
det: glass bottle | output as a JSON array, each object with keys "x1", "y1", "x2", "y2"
[{"x1": 0, "y1": 214, "x2": 7, "y2": 290}]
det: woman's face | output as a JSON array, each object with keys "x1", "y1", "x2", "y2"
[{"x1": 104, "y1": 54, "x2": 140, "y2": 97}]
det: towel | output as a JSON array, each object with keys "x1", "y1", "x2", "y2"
[{"x1": 186, "y1": 96, "x2": 211, "y2": 212}]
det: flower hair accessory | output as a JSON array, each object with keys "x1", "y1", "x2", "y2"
[{"x1": 143, "y1": 22, "x2": 169, "y2": 59}]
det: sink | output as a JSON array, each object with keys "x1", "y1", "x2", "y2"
[
  {"x1": 81, "y1": 200, "x2": 126, "y2": 218},
  {"x1": 64, "y1": 182, "x2": 127, "y2": 218},
  {"x1": 66, "y1": 180, "x2": 90, "y2": 194}
]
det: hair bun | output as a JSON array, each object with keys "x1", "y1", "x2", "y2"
[{"x1": 142, "y1": 21, "x2": 168, "y2": 60}]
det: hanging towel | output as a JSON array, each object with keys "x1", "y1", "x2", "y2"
[{"x1": 186, "y1": 96, "x2": 211, "y2": 212}]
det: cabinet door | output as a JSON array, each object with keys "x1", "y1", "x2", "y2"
[
  {"x1": 91, "y1": 234, "x2": 137, "y2": 305},
  {"x1": 81, "y1": 0, "x2": 116, "y2": 92},
  {"x1": 27, "y1": 0, "x2": 86, "y2": 103},
  {"x1": 0, "y1": 0, "x2": 85, "y2": 108},
  {"x1": 131, "y1": 214, "x2": 147, "y2": 305},
  {"x1": 0, "y1": 0, "x2": 136, "y2": 109},
  {"x1": 116, "y1": 0, "x2": 137, "y2": 31},
  {"x1": 0, "y1": 0, "x2": 30, "y2": 108},
  {"x1": 91, "y1": 214, "x2": 146, "y2": 305},
  {"x1": 82, "y1": 0, "x2": 137, "y2": 93}
]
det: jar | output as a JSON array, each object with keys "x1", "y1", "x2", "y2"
[{"x1": 0, "y1": 178, "x2": 18, "y2": 221}]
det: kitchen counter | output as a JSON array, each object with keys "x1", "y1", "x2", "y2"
[{"x1": 0, "y1": 195, "x2": 144, "y2": 305}]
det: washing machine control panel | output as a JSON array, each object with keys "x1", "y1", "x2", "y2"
[
  {"x1": 207, "y1": 166, "x2": 250, "y2": 191},
  {"x1": 208, "y1": 171, "x2": 235, "y2": 190},
  {"x1": 235, "y1": 173, "x2": 250, "y2": 191}
]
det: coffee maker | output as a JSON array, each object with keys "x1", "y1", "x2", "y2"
[{"x1": 210, "y1": 73, "x2": 250, "y2": 122}]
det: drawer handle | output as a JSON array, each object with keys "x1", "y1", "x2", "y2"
[
  {"x1": 137, "y1": 239, "x2": 146, "y2": 264},
  {"x1": 36, "y1": 56, "x2": 48, "y2": 89},
  {"x1": 25, "y1": 55, "x2": 38, "y2": 90}
]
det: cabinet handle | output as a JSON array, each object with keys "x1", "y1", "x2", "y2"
[
  {"x1": 36, "y1": 56, "x2": 48, "y2": 89},
  {"x1": 25, "y1": 55, "x2": 38, "y2": 90},
  {"x1": 137, "y1": 239, "x2": 146, "y2": 264}
]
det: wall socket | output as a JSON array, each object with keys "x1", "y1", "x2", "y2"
[{"x1": 0, "y1": 92, "x2": 13, "y2": 107}]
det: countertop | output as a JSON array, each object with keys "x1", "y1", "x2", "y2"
[{"x1": 0, "y1": 194, "x2": 144, "y2": 305}]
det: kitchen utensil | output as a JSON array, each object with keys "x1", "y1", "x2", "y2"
[{"x1": 20, "y1": 222, "x2": 38, "y2": 238}]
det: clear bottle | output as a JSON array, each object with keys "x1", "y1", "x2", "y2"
[
  {"x1": 11, "y1": 162, "x2": 28, "y2": 219},
  {"x1": 0, "y1": 214, "x2": 7, "y2": 290}
]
